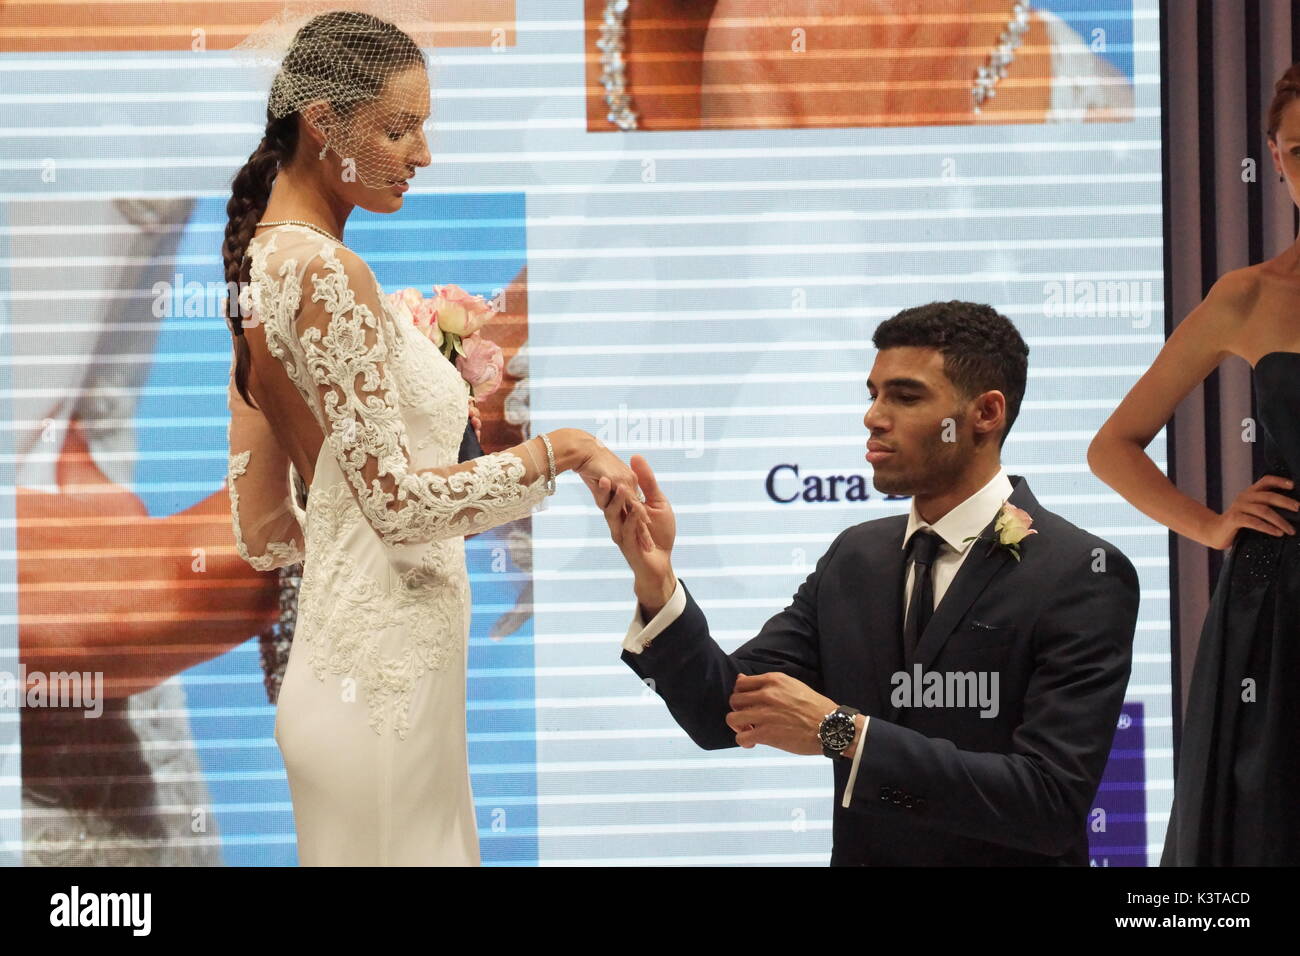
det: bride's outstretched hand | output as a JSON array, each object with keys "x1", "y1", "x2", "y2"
[{"x1": 576, "y1": 441, "x2": 647, "y2": 525}]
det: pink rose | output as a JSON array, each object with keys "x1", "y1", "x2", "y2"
[
  {"x1": 455, "y1": 334, "x2": 504, "y2": 399},
  {"x1": 385, "y1": 288, "x2": 417, "y2": 324},
  {"x1": 388, "y1": 288, "x2": 444, "y2": 348},
  {"x1": 433, "y1": 283, "x2": 493, "y2": 337},
  {"x1": 411, "y1": 299, "x2": 443, "y2": 348}
]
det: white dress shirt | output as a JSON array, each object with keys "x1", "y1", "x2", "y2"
[{"x1": 623, "y1": 465, "x2": 1015, "y2": 809}]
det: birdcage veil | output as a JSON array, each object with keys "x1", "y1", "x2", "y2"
[{"x1": 229, "y1": 1, "x2": 442, "y2": 189}]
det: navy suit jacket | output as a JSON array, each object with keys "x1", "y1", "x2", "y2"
[{"x1": 622, "y1": 475, "x2": 1140, "y2": 865}]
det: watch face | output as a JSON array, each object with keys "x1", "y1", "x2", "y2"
[{"x1": 820, "y1": 712, "x2": 855, "y2": 751}]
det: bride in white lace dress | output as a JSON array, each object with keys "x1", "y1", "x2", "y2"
[{"x1": 220, "y1": 11, "x2": 644, "y2": 865}]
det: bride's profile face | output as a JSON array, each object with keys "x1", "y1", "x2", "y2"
[{"x1": 317, "y1": 65, "x2": 433, "y2": 213}]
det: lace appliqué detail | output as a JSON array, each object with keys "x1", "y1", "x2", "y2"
[
  {"x1": 294, "y1": 483, "x2": 466, "y2": 738},
  {"x1": 285, "y1": 243, "x2": 544, "y2": 548},
  {"x1": 393, "y1": 325, "x2": 468, "y2": 454},
  {"x1": 244, "y1": 227, "x2": 550, "y2": 737},
  {"x1": 227, "y1": 448, "x2": 306, "y2": 571}
]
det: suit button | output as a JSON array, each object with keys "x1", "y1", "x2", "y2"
[
  {"x1": 902, "y1": 796, "x2": 914, "y2": 809},
  {"x1": 879, "y1": 786, "x2": 891, "y2": 801},
  {"x1": 915, "y1": 797, "x2": 927, "y2": 812}
]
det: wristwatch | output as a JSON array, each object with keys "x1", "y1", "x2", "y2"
[{"x1": 818, "y1": 705, "x2": 860, "y2": 758}]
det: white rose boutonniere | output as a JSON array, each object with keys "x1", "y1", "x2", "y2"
[{"x1": 962, "y1": 501, "x2": 1037, "y2": 562}]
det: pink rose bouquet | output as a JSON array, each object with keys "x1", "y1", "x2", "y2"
[{"x1": 386, "y1": 283, "x2": 504, "y2": 400}]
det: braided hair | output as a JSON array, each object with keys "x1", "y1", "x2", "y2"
[{"x1": 220, "y1": 116, "x2": 297, "y2": 412}]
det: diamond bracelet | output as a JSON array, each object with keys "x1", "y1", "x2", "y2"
[{"x1": 539, "y1": 433, "x2": 557, "y2": 494}]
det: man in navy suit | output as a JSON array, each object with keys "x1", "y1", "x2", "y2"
[{"x1": 593, "y1": 301, "x2": 1140, "y2": 865}]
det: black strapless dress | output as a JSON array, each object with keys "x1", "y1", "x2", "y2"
[{"x1": 1162, "y1": 350, "x2": 1300, "y2": 865}]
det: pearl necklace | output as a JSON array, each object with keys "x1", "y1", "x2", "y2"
[
  {"x1": 597, "y1": 0, "x2": 1032, "y2": 129},
  {"x1": 255, "y1": 219, "x2": 343, "y2": 244}
]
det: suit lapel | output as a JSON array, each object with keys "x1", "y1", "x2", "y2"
[
  {"x1": 862, "y1": 517, "x2": 908, "y2": 717},
  {"x1": 907, "y1": 475, "x2": 1040, "y2": 673}
]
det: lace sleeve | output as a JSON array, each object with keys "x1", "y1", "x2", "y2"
[
  {"x1": 292, "y1": 244, "x2": 551, "y2": 547},
  {"x1": 226, "y1": 364, "x2": 306, "y2": 571}
]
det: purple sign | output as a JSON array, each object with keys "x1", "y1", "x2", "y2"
[{"x1": 1088, "y1": 701, "x2": 1147, "y2": 866}]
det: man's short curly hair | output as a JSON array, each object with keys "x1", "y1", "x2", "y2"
[{"x1": 871, "y1": 301, "x2": 1029, "y2": 450}]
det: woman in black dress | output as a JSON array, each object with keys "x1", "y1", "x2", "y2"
[{"x1": 1088, "y1": 63, "x2": 1300, "y2": 865}]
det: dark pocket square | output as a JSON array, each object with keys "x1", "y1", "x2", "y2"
[
  {"x1": 969, "y1": 619, "x2": 1014, "y2": 631},
  {"x1": 949, "y1": 621, "x2": 1018, "y2": 657}
]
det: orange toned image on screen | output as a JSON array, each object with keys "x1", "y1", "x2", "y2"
[
  {"x1": 585, "y1": 0, "x2": 1134, "y2": 131},
  {"x1": 0, "y1": 0, "x2": 515, "y2": 52}
]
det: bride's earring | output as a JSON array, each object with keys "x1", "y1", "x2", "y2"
[{"x1": 319, "y1": 143, "x2": 328, "y2": 161}]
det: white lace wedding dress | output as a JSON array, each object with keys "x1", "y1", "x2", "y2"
[{"x1": 225, "y1": 223, "x2": 550, "y2": 865}]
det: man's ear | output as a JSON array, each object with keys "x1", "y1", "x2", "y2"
[{"x1": 974, "y1": 389, "x2": 1007, "y2": 438}]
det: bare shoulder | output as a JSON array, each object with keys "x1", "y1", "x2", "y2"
[
  {"x1": 1198, "y1": 262, "x2": 1300, "y2": 362},
  {"x1": 1204, "y1": 263, "x2": 1263, "y2": 319},
  {"x1": 1164, "y1": 263, "x2": 1264, "y2": 365}
]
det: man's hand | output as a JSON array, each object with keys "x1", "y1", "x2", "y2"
[
  {"x1": 592, "y1": 454, "x2": 677, "y2": 615},
  {"x1": 727, "y1": 671, "x2": 837, "y2": 755}
]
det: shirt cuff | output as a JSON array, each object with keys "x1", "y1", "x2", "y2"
[
  {"x1": 622, "y1": 579, "x2": 686, "y2": 654},
  {"x1": 840, "y1": 715, "x2": 870, "y2": 808}
]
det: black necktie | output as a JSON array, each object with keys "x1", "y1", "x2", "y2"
[{"x1": 903, "y1": 529, "x2": 943, "y2": 660}]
